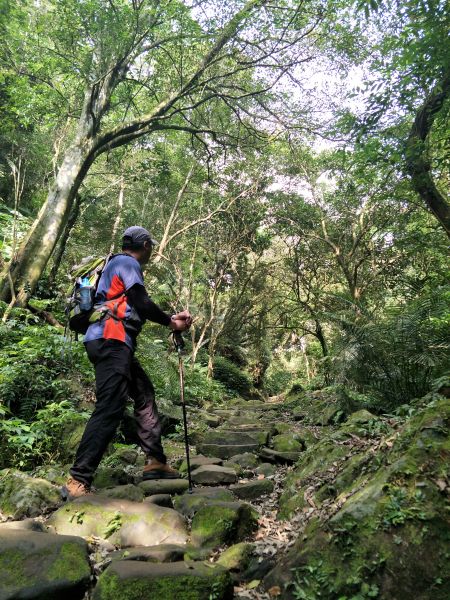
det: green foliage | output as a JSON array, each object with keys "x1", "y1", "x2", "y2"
[
  {"x1": 212, "y1": 356, "x2": 252, "y2": 396},
  {"x1": 0, "y1": 400, "x2": 90, "y2": 469},
  {"x1": 331, "y1": 286, "x2": 450, "y2": 411},
  {"x1": 0, "y1": 320, "x2": 90, "y2": 418}
]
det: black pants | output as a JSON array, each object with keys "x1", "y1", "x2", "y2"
[{"x1": 70, "y1": 339, "x2": 165, "y2": 487}]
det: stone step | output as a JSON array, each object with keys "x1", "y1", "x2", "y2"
[
  {"x1": 258, "y1": 447, "x2": 301, "y2": 464},
  {"x1": 93, "y1": 560, "x2": 233, "y2": 600},
  {"x1": 229, "y1": 479, "x2": 274, "y2": 500},
  {"x1": 0, "y1": 530, "x2": 91, "y2": 599},
  {"x1": 139, "y1": 478, "x2": 189, "y2": 496},
  {"x1": 191, "y1": 465, "x2": 238, "y2": 485}
]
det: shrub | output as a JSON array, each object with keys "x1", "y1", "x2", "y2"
[{"x1": 212, "y1": 356, "x2": 252, "y2": 396}]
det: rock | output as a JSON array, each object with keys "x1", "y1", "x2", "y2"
[
  {"x1": 191, "y1": 465, "x2": 237, "y2": 485},
  {"x1": 60, "y1": 416, "x2": 89, "y2": 462},
  {"x1": 222, "y1": 461, "x2": 244, "y2": 476},
  {"x1": 100, "y1": 484, "x2": 144, "y2": 502},
  {"x1": 294, "y1": 427, "x2": 320, "y2": 448},
  {"x1": 217, "y1": 542, "x2": 255, "y2": 572},
  {"x1": 229, "y1": 479, "x2": 274, "y2": 500},
  {"x1": 191, "y1": 501, "x2": 258, "y2": 548},
  {"x1": 272, "y1": 433, "x2": 304, "y2": 453},
  {"x1": 258, "y1": 447, "x2": 301, "y2": 464},
  {"x1": 346, "y1": 409, "x2": 377, "y2": 424},
  {"x1": 93, "y1": 465, "x2": 136, "y2": 489},
  {"x1": 0, "y1": 469, "x2": 61, "y2": 519},
  {"x1": 255, "y1": 463, "x2": 277, "y2": 477},
  {"x1": 47, "y1": 496, "x2": 188, "y2": 547},
  {"x1": 143, "y1": 494, "x2": 173, "y2": 508},
  {"x1": 198, "y1": 412, "x2": 222, "y2": 428},
  {"x1": 93, "y1": 560, "x2": 233, "y2": 600},
  {"x1": 138, "y1": 478, "x2": 189, "y2": 496},
  {"x1": 33, "y1": 464, "x2": 67, "y2": 486},
  {"x1": 227, "y1": 415, "x2": 260, "y2": 426},
  {"x1": 109, "y1": 544, "x2": 187, "y2": 563},
  {"x1": 0, "y1": 529, "x2": 90, "y2": 599},
  {"x1": 227, "y1": 453, "x2": 259, "y2": 469},
  {"x1": 173, "y1": 487, "x2": 235, "y2": 518},
  {"x1": 179, "y1": 455, "x2": 223, "y2": 473},
  {"x1": 0, "y1": 518, "x2": 47, "y2": 532},
  {"x1": 265, "y1": 398, "x2": 450, "y2": 599},
  {"x1": 103, "y1": 446, "x2": 142, "y2": 467},
  {"x1": 197, "y1": 430, "x2": 261, "y2": 459}
]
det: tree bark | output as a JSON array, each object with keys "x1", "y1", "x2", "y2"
[
  {"x1": 405, "y1": 70, "x2": 450, "y2": 238},
  {"x1": 47, "y1": 192, "x2": 83, "y2": 288}
]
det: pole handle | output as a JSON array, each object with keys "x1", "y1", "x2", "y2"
[{"x1": 172, "y1": 330, "x2": 185, "y2": 352}]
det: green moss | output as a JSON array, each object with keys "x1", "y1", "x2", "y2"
[
  {"x1": 0, "y1": 549, "x2": 31, "y2": 589},
  {"x1": 191, "y1": 503, "x2": 258, "y2": 548},
  {"x1": 47, "y1": 542, "x2": 90, "y2": 583},
  {"x1": 217, "y1": 543, "x2": 254, "y2": 571},
  {"x1": 94, "y1": 564, "x2": 232, "y2": 600}
]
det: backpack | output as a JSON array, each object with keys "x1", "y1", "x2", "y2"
[{"x1": 66, "y1": 254, "x2": 113, "y2": 335}]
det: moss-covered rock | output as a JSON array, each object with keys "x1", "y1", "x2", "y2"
[
  {"x1": 229, "y1": 479, "x2": 274, "y2": 500},
  {"x1": 0, "y1": 530, "x2": 91, "y2": 599},
  {"x1": 100, "y1": 484, "x2": 144, "y2": 502},
  {"x1": 216, "y1": 542, "x2": 255, "y2": 572},
  {"x1": 227, "y1": 453, "x2": 259, "y2": 469},
  {"x1": 272, "y1": 433, "x2": 303, "y2": 453},
  {"x1": 173, "y1": 487, "x2": 235, "y2": 518},
  {"x1": 191, "y1": 501, "x2": 259, "y2": 548},
  {"x1": 47, "y1": 495, "x2": 188, "y2": 547},
  {"x1": 0, "y1": 469, "x2": 61, "y2": 519},
  {"x1": 93, "y1": 560, "x2": 233, "y2": 600},
  {"x1": 265, "y1": 398, "x2": 450, "y2": 599}
]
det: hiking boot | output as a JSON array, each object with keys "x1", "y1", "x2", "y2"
[
  {"x1": 143, "y1": 458, "x2": 180, "y2": 480},
  {"x1": 61, "y1": 477, "x2": 91, "y2": 501}
]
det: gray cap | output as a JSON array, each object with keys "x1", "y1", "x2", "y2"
[{"x1": 122, "y1": 226, "x2": 158, "y2": 247}]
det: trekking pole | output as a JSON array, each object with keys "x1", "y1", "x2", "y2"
[{"x1": 172, "y1": 331, "x2": 193, "y2": 493}]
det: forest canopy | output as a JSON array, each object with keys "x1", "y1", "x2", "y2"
[{"x1": 0, "y1": 0, "x2": 448, "y2": 438}]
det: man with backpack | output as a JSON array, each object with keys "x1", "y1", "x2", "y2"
[{"x1": 62, "y1": 226, "x2": 192, "y2": 500}]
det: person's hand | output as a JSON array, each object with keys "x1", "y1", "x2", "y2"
[{"x1": 169, "y1": 310, "x2": 192, "y2": 331}]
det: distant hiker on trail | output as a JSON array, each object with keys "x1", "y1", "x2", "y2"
[{"x1": 62, "y1": 226, "x2": 192, "y2": 500}]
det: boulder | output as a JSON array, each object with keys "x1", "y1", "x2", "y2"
[
  {"x1": 138, "y1": 478, "x2": 189, "y2": 496},
  {"x1": 191, "y1": 465, "x2": 237, "y2": 485},
  {"x1": 222, "y1": 461, "x2": 244, "y2": 476},
  {"x1": 103, "y1": 446, "x2": 143, "y2": 467},
  {"x1": 0, "y1": 518, "x2": 47, "y2": 533},
  {"x1": 271, "y1": 433, "x2": 303, "y2": 453},
  {"x1": 255, "y1": 463, "x2": 277, "y2": 477},
  {"x1": 258, "y1": 447, "x2": 301, "y2": 464},
  {"x1": 173, "y1": 487, "x2": 235, "y2": 518},
  {"x1": 100, "y1": 484, "x2": 144, "y2": 502},
  {"x1": 217, "y1": 542, "x2": 255, "y2": 572},
  {"x1": 33, "y1": 464, "x2": 67, "y2": 486},
  {"x1": 47, "y1": 496, "x2": 188, "y2": 547},
  {"x1": 229, "y1": 479, "x2": 274, "y2": 500},
  {"x1": 93, "y1": 465, "x2": 136, "y2": 489},
  {"x1": 346, "y1": 409, "x2": 377, "y2": 424},
  {"x1": 191, "y1": 501, "x2": 258, "y2": 548},
  {"x1": 0, "y1": 529, "x2": 90, "y2": 599},
  {"x1": 227, "y1": 453, "x2": 259, "y2": 469},
  {"x1": 109, "y1": 544, "x2": 187, "y2": 563},
  {"x1": 0, "y1": 469, "x2": 61, "y2": 519},
  {"x1": 93, "y1": 560, "x2": 233, "y2": 600}
]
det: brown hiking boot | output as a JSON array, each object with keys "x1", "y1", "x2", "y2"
[
  {"x1": 143, "y1": 458, "x2": 180, "y2": 481},
  {"x1": 61, "y1": 477, "x2": 91, "y2": 501}
]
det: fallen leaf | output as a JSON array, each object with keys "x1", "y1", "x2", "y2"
[
  {"x1": 435, "y1": 479, "x2": 447, "y2": 492},
  {"x1": 257, "y1": 474, "x2": 266, "y2": 480},
  {"x1": 247, "y1": 579, "x2": 261, "y2": 589},
  {"x1": 268, "y1": 585, "x2": 282, "y2": 597}
]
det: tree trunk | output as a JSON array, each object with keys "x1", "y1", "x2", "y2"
[
  {"x1": 47, "y1": 192, "x2": 83, "y2": 288},
  {"x1": 405, "y1": 70, "x2": 450, "y2": 238},
  {"x1": 110, "y1": 177, "x2": 125, "y2": 253},
  {"x1": 0, "y1": 144, "x2": 94, "y2": 305}
]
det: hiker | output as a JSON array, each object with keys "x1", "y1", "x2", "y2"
[{"x1": 62, "y1": 226, "x2": 192, "y2": 500}]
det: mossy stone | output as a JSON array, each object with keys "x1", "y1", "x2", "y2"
[
  {"x1": 173, "y1": 487, "x2": 235, "y2": 518},
  {"x1": 0, "y1": 530, "x2": 91, "y2": 598},
  {"x1": 0, "y1": 469, "x2": 60, "y2": 519},
  {"x1": 191, "y1": 501, "x2": 258, "y2": 548},
  {"x1": 217, "y1": 543, "x2": 255, "y2": 571},
  {"x1": 272, "y1": 433, "x2": 303, "y2": 453},
  {"x1": 93, "y1": 560, "x2": 233, "y2": 600}
]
